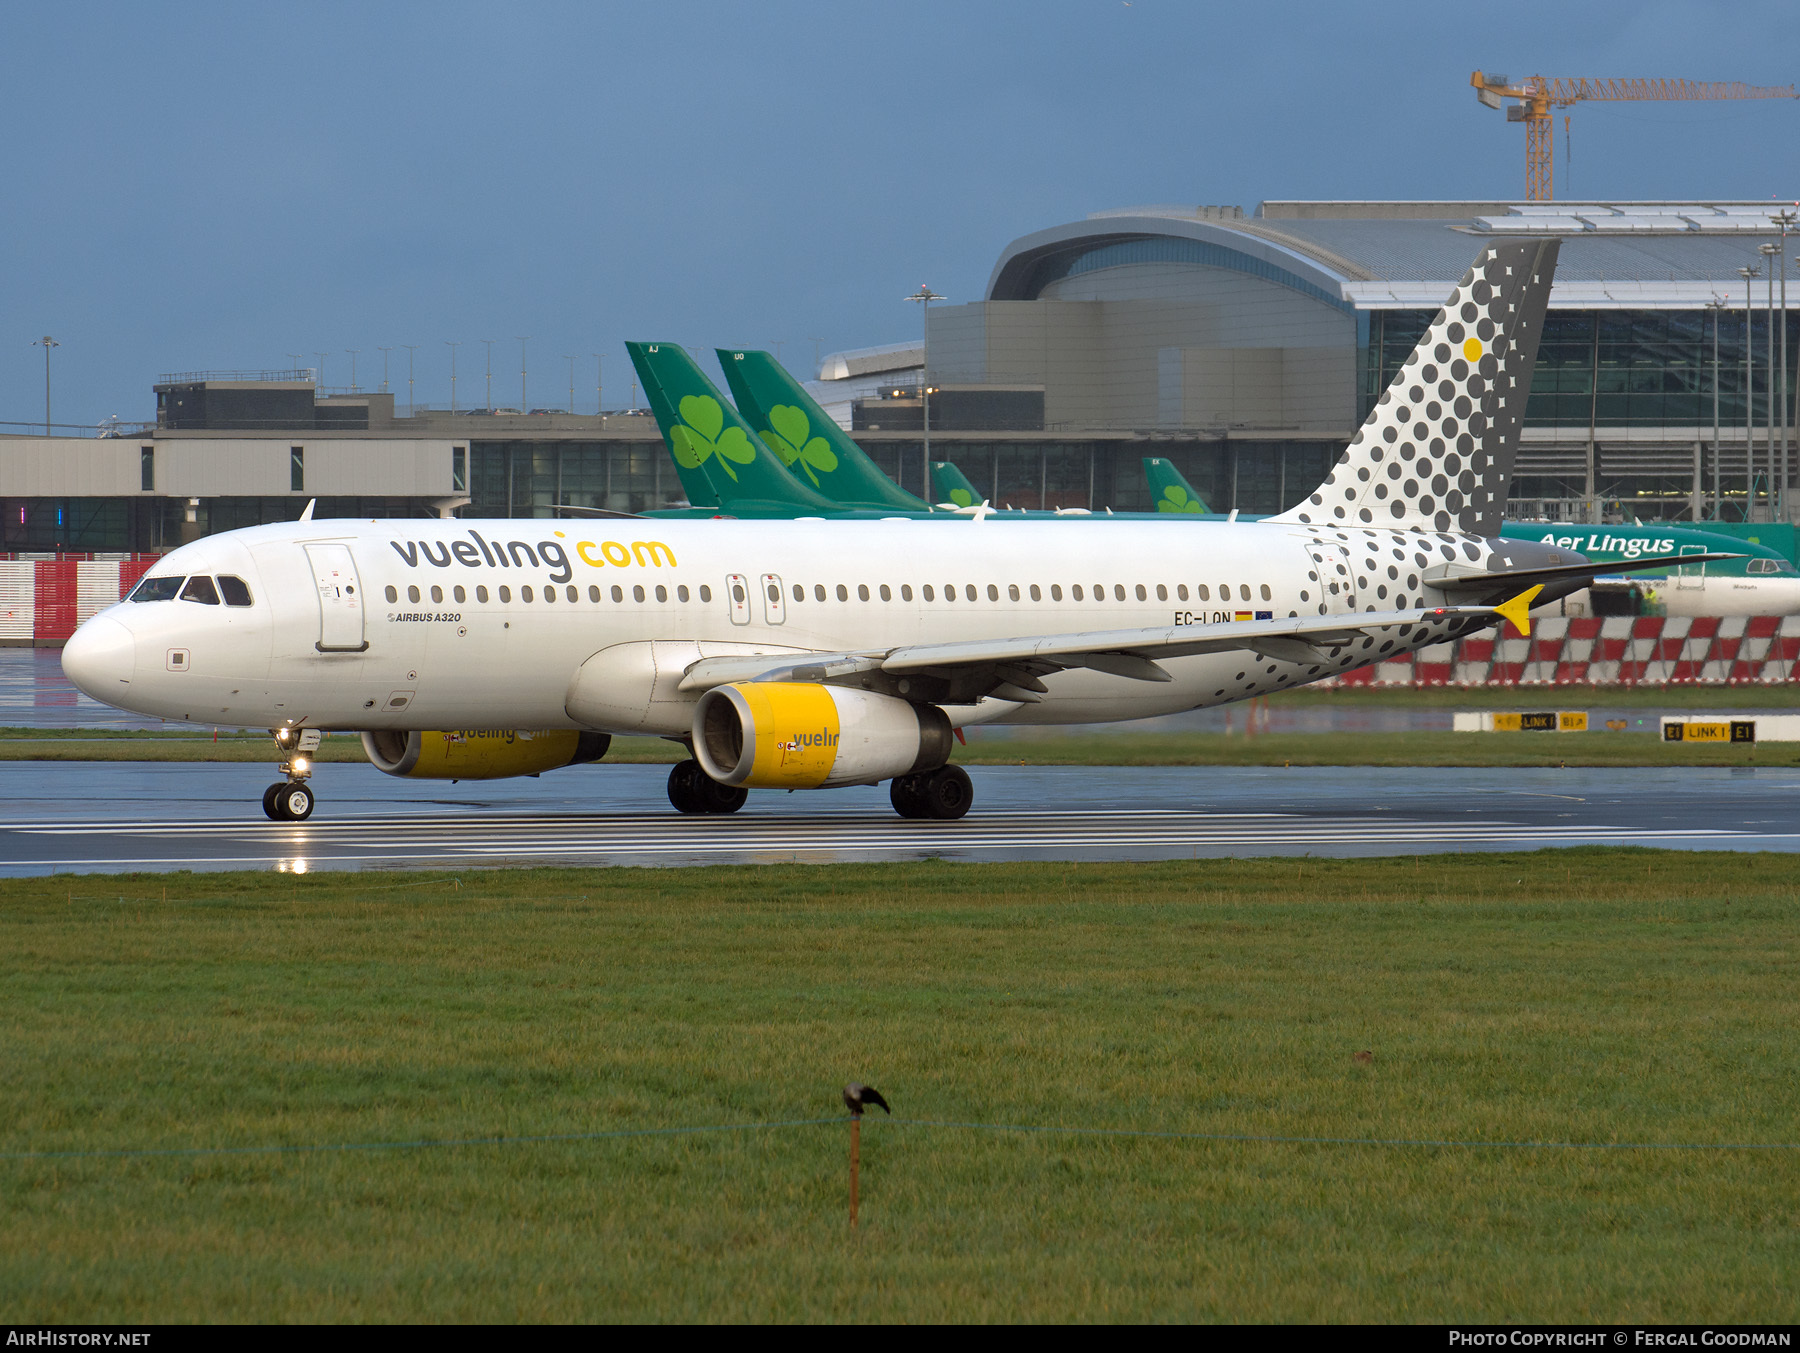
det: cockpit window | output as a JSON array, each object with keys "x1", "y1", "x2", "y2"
[
  {"x1": 1747, "y1": 558, "x2": 1792, "y2": 576},
  {"x1": 179, "y1": 576, "x2": 221, "y2": 605},
  {"x1": 128, "y1": 575, "x2": 184, "y2": 603},
  {"x1": 218, "y1": 575, "x2": 254, "y2": 606}
]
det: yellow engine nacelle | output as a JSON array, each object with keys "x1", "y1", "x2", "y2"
[
  {"x1": 360, "y1": 729, "x2": 610, "y2": 780},
  {"x1": 692, "y1": 683, "x2": 952, "y2": 789}
]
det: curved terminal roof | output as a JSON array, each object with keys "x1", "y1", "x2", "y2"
[{"x1": 987, "y1": 202, "x2": 1794, "y2": 310}]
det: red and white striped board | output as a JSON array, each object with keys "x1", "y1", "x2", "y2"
[
  {"x1": 1325, "y1": 614, "x2": 1800, "y2": 687},
  {"x1": 0, "y1": 555, "x2": 157, "y2": 646}
]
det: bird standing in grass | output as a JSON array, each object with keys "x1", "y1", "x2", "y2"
[
  {"x1": 843, "y1": 1083, "x2": 888, "y2": 1229},
  {"x1": 843, "y1": 1083, "x2": 890, "y2": 1117}
]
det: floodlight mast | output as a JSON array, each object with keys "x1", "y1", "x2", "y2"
[
  {"x1": 1470, "y1": 71, "x2": 1798, "y2": 201},
  {"x1": 32, "y1": 336, "x2": 59, "y2": 435},
  {"x1": 907, "y1": 284, "x2": 946, "y2": 499}
]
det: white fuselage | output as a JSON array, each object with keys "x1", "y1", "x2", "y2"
[{"x1": 64, "y1": 517, "x2": 1498, "y2": 732}]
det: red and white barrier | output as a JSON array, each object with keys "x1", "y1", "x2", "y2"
[
  {"x1": 1331, "y1": 614, "x2": 1800, "y2": 687},
  {"x1": 0, "y1": 555, "x2": 157, "y2": 645}
]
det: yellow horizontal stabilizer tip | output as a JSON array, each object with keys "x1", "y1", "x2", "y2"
[{"x1": 1494, "y1": 584, "x2": 1544, "y2": 636}]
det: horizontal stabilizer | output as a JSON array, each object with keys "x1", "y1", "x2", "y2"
[{"x1": 1424, "y1": 552, "x2": 1743, "y2": 594}]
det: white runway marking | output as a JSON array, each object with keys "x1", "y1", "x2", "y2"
[{"x1": 2, "y1": 808, "x2": 1767, "y2": 874}]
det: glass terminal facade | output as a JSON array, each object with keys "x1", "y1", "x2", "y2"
[{"x1": 1364, "y1": 309, "x2": 1800, "y2": 519}]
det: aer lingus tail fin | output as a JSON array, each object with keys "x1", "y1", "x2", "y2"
[
  {"x1": 930, "y1": 460, "x2": 984, "y2": 508},
  {"x1": 1143, "y1": 458, "x2": 1211, "y2": 514},
  {"x1": 1272, "y1": 237, "x2": 1558, "y2": 536},
  {"x1": 716, "y1": 348, "x2": 931, "y2": 512},
  {"x1": 625, "y1": 342, "x2": 843, "y2": 513}
]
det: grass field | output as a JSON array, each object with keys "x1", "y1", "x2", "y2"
[{"x1": 3, "y1": 852, "x2": 1798, "y2": 1322}]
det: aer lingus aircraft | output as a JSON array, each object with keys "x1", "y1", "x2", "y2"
[
  {"x1": 1136, "y1": 451, "x2": 1800, "y2": 617},
  {"x1": 62, "y1": 238, "x2": 1729, "y2": 825},
  {"x1": 634, "y1": 340, "x2": 1200, "y2": 522}
]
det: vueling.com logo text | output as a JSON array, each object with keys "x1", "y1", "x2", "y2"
[{"x1": 390, "y1": 529, "x2": 676, "y2": 584}]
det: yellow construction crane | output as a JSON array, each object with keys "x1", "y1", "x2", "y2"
[{"x1": 1471, "y1": 71, "x2": 1797, "y2": 201}]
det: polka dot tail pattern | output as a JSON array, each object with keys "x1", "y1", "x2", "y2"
[{"x1": 1274, "y1": 239, "x2": 1560, "y2": 539}]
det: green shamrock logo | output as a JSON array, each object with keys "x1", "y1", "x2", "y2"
[
  {"x1": 947, "y1": 486, "x2": 976, "y2": 507},
  {"x1": 761, "y1": 404, "x2": 838, "y2": 487},
  {"x1": 1158, "y1": 485, "x2": 1202, "y2": 513},
  {"x1": 670, "y1": 395, "x2": 758, "y2": 481}
]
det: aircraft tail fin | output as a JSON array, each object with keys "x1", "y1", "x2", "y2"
[
  {"x1": 624, "y1": 343, "x2": 842, "y2": 512},
  {"x1": 930, "y1": 460, "x2": 984, "y2": 508},
  {"x1": 1271, "y1": 237, "x2": 1559, "y2": 536},
  {"x1": 716, "y1": 349, "x2": 930, "y2": 511},
  {"x1": 1143, "y1": 458, "x2": 1210, "y2": 514}
]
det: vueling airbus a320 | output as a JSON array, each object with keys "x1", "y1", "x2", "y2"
[{"x1": 58, "y1": 239, "x2": 1715, "y2": 823}]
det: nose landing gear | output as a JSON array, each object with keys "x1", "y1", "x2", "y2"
[{"x1": 263, "y1": 727, "x2": 321, "y2": 821}]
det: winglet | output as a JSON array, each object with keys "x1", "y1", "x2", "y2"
[
  {"x1": 299, "y1": 499, "x2": 316, "y2": 521},
  {"x1": 1494, "y1": 584, "x2": 1543, "y2": 637}
]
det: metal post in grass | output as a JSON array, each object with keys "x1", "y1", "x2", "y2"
[{"x1": 842, "y1": 1082, "x2": 890, "y2": 1228}]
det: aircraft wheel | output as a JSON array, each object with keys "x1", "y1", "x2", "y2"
[
  {"x1": 274, "y1": 783, "x2": 315, "y2": 821},
  {"x1": 262, "y1": 783, "x2": 285, "y2": 820},
  {"x1": 698, "y1": 775, "x2": 748, "y2": 815},
  {"x1": 667, "y1": 760, "x2": 708, "y2": 814},
  {"x1": 889, "y1": 774, "x2": 929, "y2": 819},
  {"x1": 920, "y1": 765, "x2": 973, "y2": 821}
]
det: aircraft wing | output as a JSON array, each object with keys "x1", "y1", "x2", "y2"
[{"x1": 677, "y1": 601, "x2": 1511, "y2": 700}]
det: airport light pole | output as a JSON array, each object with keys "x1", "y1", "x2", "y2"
[
  {"x1": 593, "y1": 353, "x2": 604, "y2": 422},
  {"x1": 445, "y1": 341, "x2": 462, "y2": 414},
  {"x1": 314, "y1": 352, "x2": 329, "y2": 391},
  {"x1": 1762, "y1": 242, "x2": 1780, "y2": 520},
  {"x1": 33, "y1": 336, "x2": 58, "y2": 435},
  {"x1": 906, "y1": 284, "x2": 945, "y2": 498},
  {"x1": 346, "y1": 349, "x2": 359, "y2": 393},
  {"x1": 1776, "y1": 209, "x2": 1797, "y2": 520},
  {"x1": 563, "y1": 355, "x2": 575, "y2": 414},
  {"x1": 1707, "y1": 298, "x2": 1724, "y2": 519},
  {"x1": 401, "y1": 345, "x2": 418, "y2": 416},
  {"x1": 1740, "y1": 266, "x2": 1759, "y2": 519},
  {"x1": 376, "y1": 345, "x2": 392, "y2": 393},
  {"x1": 481, "y1": 339, "x2": 495, "y2": 409},
  {"x1": 518, "y1": 337, "x2": 530, "y2": 411},
  {"x1": 286, "y1": 353, "x2": 305, "y2": 380}
]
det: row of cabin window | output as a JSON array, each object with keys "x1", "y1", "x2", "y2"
[
  {"x1": 384, "y1": 580, "x2": 1278, "y2": 607},
  {"x1": 386, "y1": 582, "x2": 712, "y2": 605},
  {"x1": 770, "y1": 581, "x2": 1275, "y2": 604}
]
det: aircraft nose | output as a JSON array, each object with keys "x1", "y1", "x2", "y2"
[{"x1": 61, "y1": 615, "x2": 135, "y2": 699}]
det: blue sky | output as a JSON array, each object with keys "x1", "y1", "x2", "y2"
[{"x1": 3, "y1": 0, "x2": 1797, "y2": 425}]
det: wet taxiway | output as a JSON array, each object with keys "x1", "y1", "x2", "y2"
[{"x1": 1, "y1": 761, "x2": 1794, "y2": 874}]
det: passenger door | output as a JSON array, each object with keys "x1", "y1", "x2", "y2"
[
  {"x1": 303, "y1": 542, "x2": 367, "y2": 652},
  {"x1": 1304, "y1": 540, "x2": 1356, "y2": 613},
  {"x1": 760, "y1": 573, "x2": 787, "y2": 625}
]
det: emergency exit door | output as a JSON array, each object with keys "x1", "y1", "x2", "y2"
[{"x1": 303, "y1": 542, "x2": 368, "y2": 652}]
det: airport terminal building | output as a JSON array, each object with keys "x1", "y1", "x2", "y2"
[
  {"x1": 827, "y1": 200, "x2": 1800, "y2": 521},
  {"x1": 2, "y1": 198, "x2": 1796, "y2": 561}
]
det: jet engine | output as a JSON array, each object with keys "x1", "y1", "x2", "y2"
[
  {"x1": 692, "y1": 682, "x2": 952, "y2": 789},
  {"x1": 360, "y1": 729, "x2": 610, "y2": 780}
]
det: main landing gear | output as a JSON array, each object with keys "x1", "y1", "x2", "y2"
[
  {"x1": 667, "y1": 759, "x2": 748, "y2": 815},
  {"x1": 263, "y1": 727, "x2": 321, "y2": 821},
  {"x1": 889, "y1": 764, "x2": 973, "y2": 820}
]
